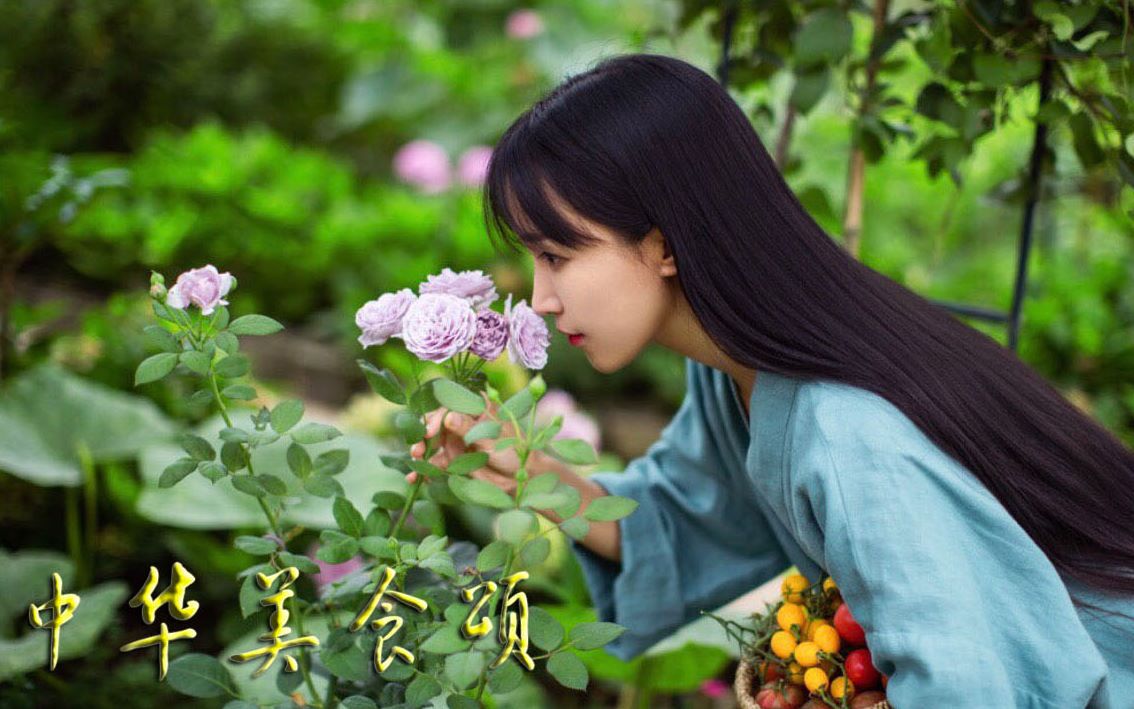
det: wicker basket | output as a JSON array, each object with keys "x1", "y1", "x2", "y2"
[{"x1": 733, "y1": 658, "x2": 890, "y2": 709}]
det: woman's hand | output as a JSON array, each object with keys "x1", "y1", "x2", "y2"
[{"x1": 407, "y1": 400, "x2": 525, "y2": 494}]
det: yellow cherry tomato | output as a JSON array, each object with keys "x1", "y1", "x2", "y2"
[
  {"x1": 804, "y1": 667, "x2": 830, "y2": 693},
  {"x1": 793, "y1": 641, "x2": 821, "y2": 668},
  {"x1": 822, "y1": 577, "x2": 838, "y2": 593},
  {"x1": 770, "y1": 630, "x2": 798, "y2": 659},
  {"x1": 787, "y1": 662, "x2": 805, "y2": 684},
  {"x1": 781, "y1": 573, "x2": 810, "y2": 603},
  {"x1": 804, "y1": 618, "x2": 830, "y2": 641},
  {"x1": 776, "y1": 602, "x2": 808, "y2": 634},
  {"x1": 831, "y1": 676, "x2": 854, "y2": 700},
  {"x1": 813, "y1": 624, "x2": 841, "y2": 654}
]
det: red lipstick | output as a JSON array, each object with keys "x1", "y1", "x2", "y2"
[{"x1": 568, "y1": 334, "x2": 584, "y2": 346}]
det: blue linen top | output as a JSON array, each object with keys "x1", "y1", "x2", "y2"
[{"x1": 569, "y1": 358, "x2": 1134, "y2": 708}]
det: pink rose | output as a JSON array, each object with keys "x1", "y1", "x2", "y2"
[
  {"x1": 392, "y1": 140, "x2": 451, "y2": 194},
  {"x1": 505, "y1": 9, "x2": 544, "y2": 39},
  {"x1": 457, "y1": 146, "x2": 493, "y2": 188},
  {"x1": 165, "y1": 265, "x2": 235, "y2": 316}
]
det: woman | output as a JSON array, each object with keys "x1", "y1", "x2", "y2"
[{"x1": 410, "y1": 53, "x2": 1134, "y2": 706}]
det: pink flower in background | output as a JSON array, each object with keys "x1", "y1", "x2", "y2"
[
  {"x1": 469, "y1": 309, "x2": 509, "y2": 361},
  {"x1": 307, "y1": 543, "x2": 364, "y2": 592},
  {"x1": 535, "y1": 388, "x2": 602, "y2": 451},
  {"x1": 457, "y1": 145, "x2": 493, "y2": 187},
  {"x1": 420, "y1": 267, "x2": 498, "y2": 310},
  {"x1": 401, "y1": 293, "x2": 478, "y2": 363},
  {"x1": 165, "y1": 265, "x2": 234, "y2": 316},
  {"x1": 504, "y1": 294, "x2": 550, "y2": 370},
  {"x1": 356, "y1": 288, "x2": 416, "y2": 348},
  {"x1": 699, "y1": 678, "x2": 730, "y2": 699},
  {"x1": 505, "y1": 9, "x2": 544, "y2": 39},
  {"x1": 392, "y1": 139, "x2": 451, "y2": 194}
]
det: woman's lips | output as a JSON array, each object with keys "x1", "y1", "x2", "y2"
[{"x1": 568, "y1": 334, "x2": 584, "y2": 346}]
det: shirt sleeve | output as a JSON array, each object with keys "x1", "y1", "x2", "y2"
[
  {"x1": 792, "y1": 386, "x2": 1110, "y2": 708},
  {"x1": 567, "y1": 360, "x2": 791, "y2": 661}
]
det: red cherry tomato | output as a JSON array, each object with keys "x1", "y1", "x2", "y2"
[
  {"x1": 844, "y1": 648, "x2": 880, "y2": 690},
  {"x1": 833, "y1": 602, "x2": 867, "y2": 645},
  {"x1": 755, "y1": 683, "x2": 806, "y2": 709}
]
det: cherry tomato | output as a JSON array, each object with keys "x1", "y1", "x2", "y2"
[
  {"x1": 803, "y1": 667, "x2": 829, "y2": 693},
  {"x1": 793, "y1": 641, "x2": 821, "y2": 668},
  {"x1": 771, "y1": 630, "x2": 798, "y2": 659},
  {"x1": 781, "y1": 573, "x2": 810, "y2": 603},
  {"x1": 777, "y1": 602, "x2": 808, "y2": 634},
  {"x1": 833, "y1": 602, "x2": 866, "y2": 645},
  {"x1": 755, "y1": 683, "x2": 806, "y2": 709},
  {"x1": 844, "y1": 648, "x2": 880, "y2": 690},
  {"x1": 849, "y1": 691, "x2": 887, "y2": 709}
]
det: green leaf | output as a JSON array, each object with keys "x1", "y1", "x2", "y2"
[
  {"x1": 528, "y1": 605, "x2": 565, "y2": 651},
  {"x1": 304, "y1": 474, "x2": 343, "y2": 498},
  {"x1": 552, "y1": 485, "x2": 582, "y2": 519},
  {"x1": 221, "y1": 384, "x2": 256, "y2": 401},
  {"x1": 789, "y1": 67, "x2": 829, "y2": 115},
  {"x1": 357, "y1": 360, "x2": 407, "y2": 404},
  {"x1": 432, "y1": 379, "x2": 486, "y2": 415},
  {"x1": 497, "y1": 509, "x2": 536, "y2": 545},
  {"x1": 408, "y1": 459, "x2": 444, "y2": 479},
  {"x1": 569, "y1": 621, "x2": 625, "y2": 651},
  {"x1": 180, "y1": 433, "x2": 216, "y2": 461},
  {"x1": 584, "y1": 495, "x2": 639, "y2": 522},
  {"x1": 363, "y1": 509, "x2": 391, "y2": 537},
  {"x1": 421, "y1": 625, "x2": 472, "y2": 654},
  {"x1": 180, "y1": 350, "x2": 213, "y2": 375},
  {"x1": 488, "y1": 659, "x2": 523, "y2": 694},
  {"x1": 333, "y1": 496, "x2": 365, "y2": 537},
  {"x1": 447, "y1": 451, "x2": 488, "y2": 476},
  {"x1": 394, "y1": 410, "x2": 426, "y2": 445},
  {"x1": 548, "y1": 438, "x2": 598, "y2": 465},
  {"x1": 372, "y1": 490, "x2": 405, "y2": 510},
  {"x1": 143, "y1": 325, "x2": 180, "y2": 353},
  {"x1": 359, "y1": 536, "x2": 398, "y2": 561},
  {"x1": 419, "y1": 553, "x2": 456, "y2": 578},
  {"x1": 286, "y1": 442, "x2": 312, "y2": 478},
  {"x1": 291, "y1": 422, "x2": 341, "y2": 444},
  {"x1": 219, "y1": 427, "x2": 249, "y2": 443},
  {"x1": 314, "y1": 449, "x2": 350, "y2": 476},
  {"x1": 256, "y1": 474, "x2": 287, "y2": 496},
  {"x1": 520, "y1": 537, "x2": 550, "y2": 567},
  {"x1": 794, "y1": 8, "x2": 853, "y2": 67},
  {"x1": 277, "y1": 551, "x2": 320, "y2": 575},
  {"x1": 560, "y1": 516, "x2": 590, "y2": 541},
  {"x1": 214, "y1": 354, "x2": 250, "y2": 379},
  {"x1": 234, "y1": 536, "x2": 277, "y2": 555},
  {"x1": 476, "y1": 540, "x2": 510, "y2": 571},
  {"x1": 269, "y1": 399, "x2": 304, "y2": 433},
  {"x1": 411, "y1": 499, "x2": 443, "y2": 531},
  {"x1": 444, "y1": 651, "x2": 486, "y2": 690},
  {"x1": 417, "y1": 534, "x2": 447, "y2": 560},
  {"x1": 501, "y1": 388, "x2": 533, "y2": 420},
  {"x1": 547, "y1": 651, "x2": 588, "y2": 690},
  {"x1": 316, "y1": 530, "x2": 359, "y2": 563},
  {"x1": 448, "y1": 475, "x2": 514, "y2": 509},
  {"x1": 339, "y1": 697, "x2": 377, "y2": 709},
  {"x1": 166, "y1": 653, "x2": 237, "y2": 698},
  {"x1": 447, "y1": 695, "x2": 481, "y2": 709},
  {"x1": 227, "y1": 314, "x2": 283, "y2": 336},
  {"x1": 135, "y1": 352, "x2": 179, "y2": 385},
  {"x1": 198, "y1": 462, "x2": 227, "y2": 483},
  {"x1": 215, "y1": 332, "x2": 239, "y2": 353},
  {"x1": 160, "y1": 458, "x2": 198, "y2": 488},
  {"x1": 230, "y1": 475, "x2": 266, "y2": 497},
  {"x1": 405, "y1": 674, "x2": 443, "y2": 705},
  {"x1": 463, "y1": 420, "x2": 501, "y2": 444},
  {"x1": 220, "y1": 441, "x2": 247, "y2": 473}
]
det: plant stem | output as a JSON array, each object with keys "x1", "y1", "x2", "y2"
[
  {"x1": 78, "y1": 441, "x2": 97, "y2": 589},
  {"x1": 292, "y1": 605, "x2": 325, "y2": 709},
  {"x1": 391, "y1": 475, "x2": 426, "y2": 540},
  {"x1": 64, "y1": 485, "x2": 83, "y2": 587}
]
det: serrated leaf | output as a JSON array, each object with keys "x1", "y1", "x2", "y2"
[
  {"x1": 569, "y1": 621, "x2": 626, "y2": 651},
  {"x1": 432, "y1": 379, "x2": 486, "y2": 416},
  {"x1": 278, "y1": 551, "x2": 320, "y2": 575},
  {"x1": 547, "y1": 651, "x2": 588, "y2": 690},
  {"x1": 363, "y1": 509, "x2": 391, "y2": 537},
  {"x1": 560, "y1": 516, "x2": 590, "y2": 541},
  {"x1": 143, "y1": 325, "x2": 180, "y2": 353},
  {"x1": 269, "y1": 399, "x2": 304, "y2": 433},
  {"x1": 333, "y1": 496, "x2": 365, "y2": 537},
  {"x1": 501, "y1": 388, "x2": 533, "y2": 420},
  {"x1": 230, "y1": 475, "x2": 266, "y2": 497},
  {"x1": 290, "y1": 422, "x2": 341, "y2": 444},
  {"x1": 159, "y1": 458, "x2": 198, "y2": 488},
  {"x1": 357, "y1": 360, "x2": 407, "y2": 404},
  {"x1": 234, "y1": 535, "x2": 278, "y2": 555},
  {"x1": 198, "y1": 461, "x2": 227, "y2": 483},
  {"x1": 218, "y1": 427, "x2": 249, "y2": 443},
  {"x1": 220, "y1": 441, "x2": 247, "y2": 472},
  {"x1": 214, "y1": 354, "x2": 250, "y2": 379},
  {"x1": 180, "y1": 433, "x2": 216, "y2": 461},
  {"x1": 256, "y1": 474, "x2": 287, "y2": 496},
  {"x1": 583, "y1": 495, "x2": 639, "y2": 522},
  {"x1": 447, "y1": 451, "x2": 488, "y2": 476},
  {"x1": 135, "y1": 352, "x2": 179, "y2": 385},
  {"x1": 359, "y1": 536, "x2": 398, "y2": 561},
  {"x1": 316, "y1": 530, "x2": 359, "y2": 563},
  {"x1": 286, "y1": 442, "x2": 312, "y2": 478},
  {"x1": 488, "y1": 659, "x2": 523, "y2": 694},
  {"x1": 227, "y1": 314, "x2": 283, "y2": 336},
  {"x1": 405, "y1": 674, "x2": 443, "y2": 706},
  {"x1": 476, "y1": 540, "x2": 510, "y2": 571},
  {"x1": 448, "y1": 475, "x2": 514, "y2": 509},
  {"x1": 463, "y1": 420, "x2": 501, "y2": 445},
  {"x1": 314, "y1": 449, "x2": 350, "y2": 476},
  {"x1": 444, "y1": 651, "x2": 485, "y2": 690},
  {"x1": 303, "y1": 473, "x2": 342, "y2": 498},
  {"x1": 215, "y1": 332, "x2": 239, "y2": 353},
  {"x1": 528, "y1": 606, "x2": 565, "y2": 651},
  {"x1": 166, "y1": 653, "x2": 236, "y2": 698},
  {"x1": 394, "y1": 410, "x2": 426, "y2": 445},
  {"x1": 180, "y1": 350, "x2": 213, "y2": 375},
  {"x1": 411, "y1": 499, "x2": 443, "y2": 531},
  {"x1": 419, "y1": 553, "x2": 456, "y2": 578},
  {"x1": 421, "y1": 625, "x2": 472, "y2": 654},
  {"x1": 497, "y1": 509, "x2": 536, "y2": 545},
  {"x1": 548, "y1": 438, "x2": 597, "y2": 465},
  {"x1": 520, "y1": 536, "x2": 550, "y2": 567},
  {"x1": 372, "y1": 490, "x2": 405, "y2": 510}
]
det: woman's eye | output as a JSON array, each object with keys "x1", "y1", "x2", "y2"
[{"x1": 539, "y1": 252, "x2": 562, "y2": 266}]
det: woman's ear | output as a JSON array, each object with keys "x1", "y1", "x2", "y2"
[{"x1": 652, "y1": 227, "x2": 677, "y2": 277}]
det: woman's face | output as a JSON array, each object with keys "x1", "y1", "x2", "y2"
[{"x1": 525, "y1": 223, "x2": 677, "y2": 374}]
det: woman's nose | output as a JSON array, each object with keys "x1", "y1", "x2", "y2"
[{"x1": 530, "y1": 270, "x2": 560, "y2": 317}]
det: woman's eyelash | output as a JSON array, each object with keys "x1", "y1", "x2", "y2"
[{"x1": 539, "y1": 252, "x2": 562, "y2": 266}]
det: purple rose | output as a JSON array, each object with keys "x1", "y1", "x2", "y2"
[
  {"x1": 165, "y1": 265, "x2": 234, "y2": 316},
  {"x1": 401, "y1": 293, "x2": 478, "y2": 363},
  {"x1": 307, "y1": 542, "x2": 364, "y2": 593},
  {"x1": 392, "y1": 140, "x2": 451, "y2": 194},
  {"x1": 356, "y1": 288, "x2": 416, "y2": 348},
  {"x1": 469, "y1": 309, "x2": 509, "y2": 361},
  {"x1": 456, "y1": 146, "x2": 493, "y2": 188},
  {"x1": 535, "y1": 388, "x2": 602, "y2": 451},
  {"x1": 504, "y1": 294, "x2": 549, "y2": 370},
  {"x1": 419, "y1": 267, "x2": 499, "y2": 311}
]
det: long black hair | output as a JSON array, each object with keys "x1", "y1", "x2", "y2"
[{"x1": 481, "y1": 53, "x2": 1134, "y2": 609}]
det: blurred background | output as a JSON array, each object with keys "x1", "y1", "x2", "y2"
[{"x1": 1, "y1": 0, "x2": 1131, "y2": 707}]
